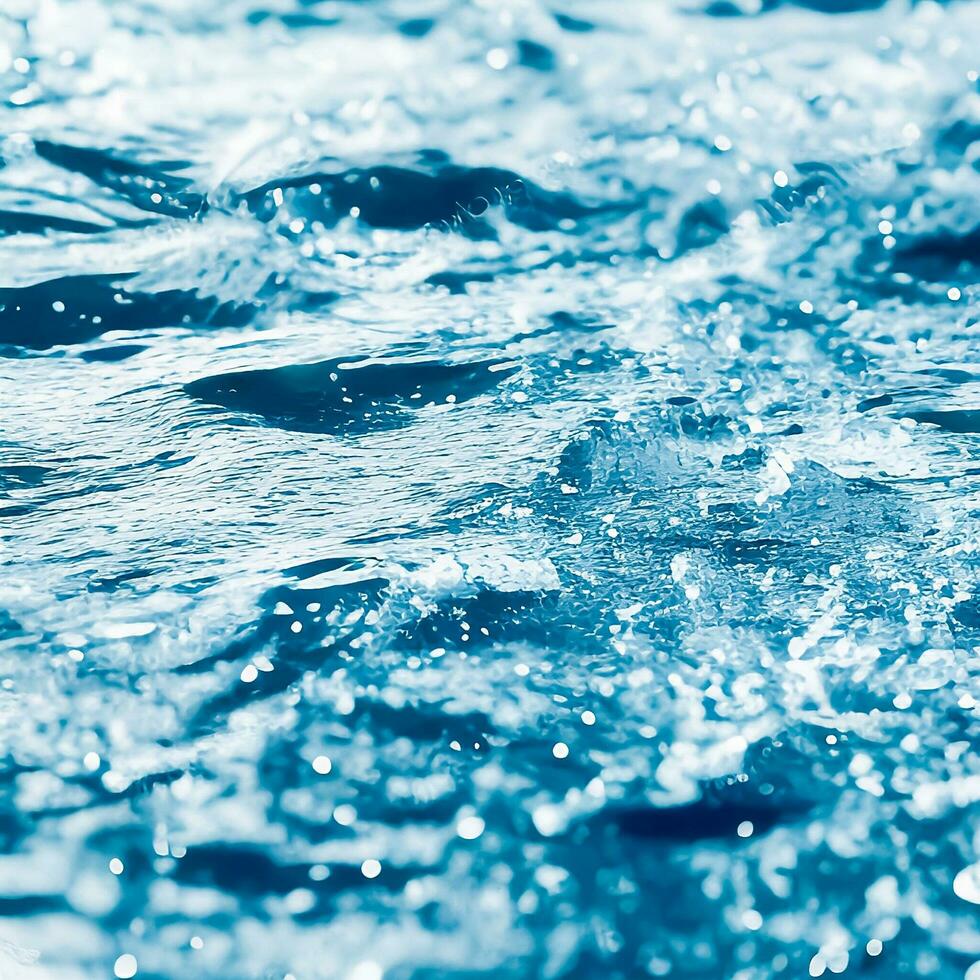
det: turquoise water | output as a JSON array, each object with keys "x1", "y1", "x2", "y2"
[{"x1": 0, "y1": 1, "x2": 979, "y2": 977}]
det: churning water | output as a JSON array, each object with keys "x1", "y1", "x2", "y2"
[{"x1": 0, "y1": 0, "x2": 978, "y2": 977}]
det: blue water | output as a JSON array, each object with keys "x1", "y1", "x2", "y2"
[{"x1": 1, "y1": 1, "x2": 979, "y2": 977}]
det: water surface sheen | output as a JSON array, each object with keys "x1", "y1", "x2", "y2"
[{"x1": 0, "y1": 1, "x2": 979, "y2": 977}]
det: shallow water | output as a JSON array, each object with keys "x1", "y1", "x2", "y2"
[{"x1": 1, "y1": 1, "x2": 979, "y2": 977}]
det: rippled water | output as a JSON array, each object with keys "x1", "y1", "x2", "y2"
[{"x1": 1, "y1": 0, "x2": 979, "y2": 977}]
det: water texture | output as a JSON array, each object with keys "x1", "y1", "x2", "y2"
[{"x1": 0, "y1": 0, "x2": 978, "y2": 977}]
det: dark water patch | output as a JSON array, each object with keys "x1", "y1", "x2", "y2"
[
  {"x1": 857, "y1": 393, "x2": 894, "y2": 412},
  {"x1": 284, "y1": 554, "x2": 381, "y2": 583},
  {"x1": 0, "y1": 504, "x2": 37, "y2": 518},
  {"x1": 0, "y1": 895, "x2": 66, "y2": 916},
  {"x1": 399, "y1": 17, "x2": 434, "y2": 36},
  {"x1": 675, "y1": 198, "x2": 729, "y2": 254},
  {"x1": 0, "y1": 764, "x2": 37, "y2": 848},
  {"x1": 916, "y1": 367, "x2": 980, "y2": 384},
  {"x1": 0, "y1": 209, "x2": 113, "y2": 236},
  {"x1": 953, "y1": 599, "x2": 980, "y2": 629},
  {"x1": 285, "y1": 288, "x2": 341, "y2": 312},
  {"x1": 0, "y1": 464, "x2": 51, "y2": 491},
  {"x1": 605, "y1": 794, "x2": 812, "y2": 842},
  {"x1": 903, "y1": 409, "x2": 980, "y2": 433},
  {"x1": 600, "y1": 739, "x2": 820, "y2": 843},
  {"x1": 0, "y1": 274, "x2": 255, "y2": 349},
  {"x1": 554, "y1": 12, "x2": 595, "y2": 31},
  {"x1": 0, "y1": 610, "x2": 24, "y2": 641},
  {"x1": 245, "y1": 9, "x2": 340, "y2": 27},
  {"x1": 33, "y1": 140, "x2": 207, "y2": 218},
  {"x1": 185, "y1": 355, "x2": 518, "y2": 434},
  {"x1": 245, "y1": 163, "x2": 630, "y2": 235},
  {"x1": 175, "y1": 844, "x2": 417, "y2": 901},
  {"x1": 174, "y1": 845, "x2": 315, "y2": 896},
  {"x1": 279, "y1": 12, "x2": 342, "y2": 29},
  {"x1": 517, "y1": 39, "x2": 556, "y2": 71},
  {"x1": 397, "y1": 588, "x2": 565, "y2": 653},
  {"x1": 78, "y1": 343, "x2": 148, "y2": 362},
  {"x1": 938, "y1": 119, "x2": 980, "y2": 162},
  {"x1": 425, "y1": 269, "x2": 499, "y2": 293},
  {"x1": 886, "y1": 226, "x2": 980, "y2": 282},
  {"x1": 352, "y1": 700, "x2": 495, "y2": 751},
  {"x1": 791, "y1": 0, "x2": 888, "y2": 10},
  {"x1": 706, "y1": 0, "x2": 887, "y2": 14}
]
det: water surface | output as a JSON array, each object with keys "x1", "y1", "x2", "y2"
[{"x1": 0, "y1": 1, "x2": 979, "y2": 977}]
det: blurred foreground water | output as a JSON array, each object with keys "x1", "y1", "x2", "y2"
[{"x1": 0, "y1": 0, "x2": 979, "y2": 977}]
